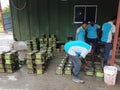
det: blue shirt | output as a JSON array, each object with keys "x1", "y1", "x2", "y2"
[
  {"x1": 86, "y1": 24, "x2": 100, "y2": 39},
  {"x1": 64, "y1": 41, "x2": 91, "y2": 58},
  {"x1": 101, "y1": 22, "x2": 116, "y2": 43},
  {"x1": 76, "y1": 27, "x2": 85, "y2": 41}
]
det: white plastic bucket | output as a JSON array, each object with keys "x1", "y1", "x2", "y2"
[{"x1": 104, "y1": 66, "x2": 117, "y2": 86}]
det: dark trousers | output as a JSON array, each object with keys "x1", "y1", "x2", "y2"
[
  {"x1": 69, "y1": 55, "x2": 81, "y2": 78},
  {"x1": 86, "y1": 38, "x2": 100, "y2": 54},
  {"x1": 103, "y1": 43, "x2": 112, "y2": 64}
]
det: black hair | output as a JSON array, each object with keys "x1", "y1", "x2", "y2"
[
  {"x1": 110, "y1": 16, "x2": 117, "y2": 21},
  {"x1": 82, "y1": 21, "x2": 88, "y2": 25}
]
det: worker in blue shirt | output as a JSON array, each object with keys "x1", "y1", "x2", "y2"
[
  {"x1": 101, "y1": 16, "x2": 116, "y2": 65},
  {"x1": 76, "y1": 21, "x2": 88, "y2": 41},
  {"x1": 86, "y1": 20, "x2": 101, "y2": 55},
  {"x1": 64, "y1": 41, "x2": 92, "y2": 84}
]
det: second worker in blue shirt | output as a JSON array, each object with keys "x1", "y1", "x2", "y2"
[{"x1": 86, "y1": 20, "x2": 101, "y2": 55}]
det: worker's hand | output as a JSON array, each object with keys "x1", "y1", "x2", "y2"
[
  {"x1": 81, "y1": 59, "x2": 89, "y2": 71},
  {"x1": 79, "y1": 56, "x2": 83, "y2": 60},
  {"x1": 89, "y1": 49, "x2": 94, "y2": 54}
]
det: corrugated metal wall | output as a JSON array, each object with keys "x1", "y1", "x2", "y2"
[{"x1": 10, "y1": 0, "x2": 118, "y2": 41}]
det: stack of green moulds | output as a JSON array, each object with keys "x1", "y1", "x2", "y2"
[
  {"x1": 27, "y1": 40, "x2": 33, "y2": 52},
  {"x1": 5, "y1": 51, "x2": 19, "y2": 73},
  {"x1": 48, "y1": 36, "x2": 54, "y2": 55},
  {"x1": 26, "y1": 51, "x2": 36, "y2": 74},
  {"x1": 51, "y1": 35, "x2": 57, "y2": 52},
  {"x1": 95, "y1": 64, "x2": 104, "y2": 78},
  {"x1": 52, "y1": 42, "x2": 56, "y2": 52},
  {"x1": 85, "y1": 61, "x2": 94, "y2": 76},
  {"x1": 48, "y1": 37, "x2": 52, "y2": 47},
  {"x1": 64, "y1": 60, "x2": 72, "y2": 75},
  {"x1": 56, "y1": 55, "x2": 69, "y2": 75},
  {"x1": 39, "y1": 34, "x2": 56, "y2": 52},
  {"x1": 12, "y1": 50, "x2": 19, "y2": 70},
  {"x1": 35, "y1": 51, "x2": 46, "y2": 75},
  {"x1": 33, "y1": 38, "x2": 40, "y2": 51},
  {"x1": 60, "y1": 45, "x2": 64, "y2": 52},
  {"x1": 56, "y1": 48, "x2": 60, "y2": 52},
  {"x1": 86, "y1": 67, "x2": 94, "y2": 76},
  {"x1": 44, "y1": 37, "x2": 48, "y2": 45},
  {"x1": 32, "y1": 40, "x2": 38, "y2": 50},
  {"x1": 94, "y1": 57, "x2": 104, "y2": 78},
  {"x1": 39, "y1": 38, "x2": 44, "y2": 44},
  {"x1": 39, "y1": 35, "x2": 46, "y2": 50},
  {"x1": 56, "y1": 66, "x2": 64, "y2": 75},
  {"x1": 0, "y1": 52, "x2": 5, "y2": 73},
  {"x1": 56, "y1": 60, "x2": 65, "y2": 75},
  {"x1": 47, "y1": 47, "x2": 53, "y2": 60}
]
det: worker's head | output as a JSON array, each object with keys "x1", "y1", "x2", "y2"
[
  {"x1": 110, "y1": 16, "x2": 117, "y2": 25},
  {"x1": 90, "y1": 20, "x2": 95, "y2": 26},
  {"x1": 82, "y1": 21, "x2": 88, "y2": 29}
]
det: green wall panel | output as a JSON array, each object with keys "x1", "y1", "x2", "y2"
[
  {"x1": 10, "y1": 0, "x2": 20, "y2": 40},
  {"x1": 17, "y1": 0, "x2": 30, "y2": 40},
  {"x1": 58, "y1": 1, "x2": 70, "y2": 40},
  {"x1": 38, "y1": 0, "x2": 49, "y2": 35},
  {"x1": 48, "y1": 0, "x2": 59, "y2": 36},
  {"x1": 10, "y1": 0, "x2": 119, "y2": 41},
  {"x1": 28, "y1": 0, "x2": 39, "y2": 39}
]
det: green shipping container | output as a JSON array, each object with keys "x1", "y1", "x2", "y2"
[{"x1": 9, "y1": 0, "x2": 118, "y2": 41}]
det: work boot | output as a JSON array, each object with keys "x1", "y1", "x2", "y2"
[
  {"x1": 104, "y1": 61, "x2": 108, "y2": 66},
  {"x1": 72, "y1": 77, "x2": 85, "y2": 84}
]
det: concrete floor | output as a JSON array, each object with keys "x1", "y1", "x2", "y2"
[
  {"x1": 0, "y1": 33, "x2": 14, "y2": 52},
  {"x1": 0, "y1": 53, "x2": 120, "y2": 90},
  {"x1": 0, "y1": 33, "x2": 120, "y2": 90}
]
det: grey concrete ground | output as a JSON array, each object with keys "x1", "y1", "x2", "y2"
[
  {"x1": 0, "y1": 33, "x2": 120, "y2": 90},
  {"x1": 0, "y1": 52, "x2": 120, "y2": 90},
  {"x1": 0, "y1": 33, "x2": 14, "y2": 52}
]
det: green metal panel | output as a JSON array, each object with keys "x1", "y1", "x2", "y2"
[
  {"x1": 17, "y1": 0, "x2": 30, "y2": 40},
  {"x1": 10, "y1": 0, "x2": 20, "y2": 40},
  {"x1": 10, "y1": 0, "x2": 31, "y2": 40},
  {"x1": 48, "y1": 0, "x2": 59, "y2": 36},
  {"x1": 38, "y1": 0, "x2": 49, "y2": 35},
  {"x1": 10, "y1": 0, "x2": 119, "y2": 41},
  {"x1": 58, "y1": 1, "x2": 70, "y2": 40},
  {"x1": 28, "y1": 0, "x2": 39, "y2": 39}
]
